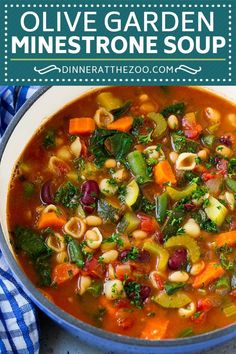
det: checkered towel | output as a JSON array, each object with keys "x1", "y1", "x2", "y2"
[{"x1": 0, "y1": 86, "x2": 40, "y2": 353}]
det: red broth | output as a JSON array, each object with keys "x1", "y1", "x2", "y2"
[{"x1": 7, "y1": 86, "x2": 236, "y2": 339}]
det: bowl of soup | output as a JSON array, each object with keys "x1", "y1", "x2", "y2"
[{"x1": 1, "y1": 86, "x2": 236, "y2": 353}]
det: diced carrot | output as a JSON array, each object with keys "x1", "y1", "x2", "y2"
[
  {"x1": 140, "y1": 318, "x2": 169, "y2": 339},
  {"x1": 215, "y1": 230, "x2": 236, "y2": 248},
  {"x1": 99, "y1": 296, "x2": 116, "y2": 316},
  {"x1": 52, "y1": 263, "x2": 80, "y2": 284},
  {"x1": 153, "y1": 160, "x2": 177, "y2": 186},
  {"x1": 107, "y1": 116, "x2": 134, "y2": 132},
  {"x1": 192, "y1": 262, "x2": 225, "y2": 289},
  {"x1": 137, "y1": 213, "x2": 158, "y2": 234},
  {"x1": 69, "y1": 118, "x2": 95, "y2": 136},
  {"x1": 38, "y1": 211, "x2": 66, "y2": 229}
]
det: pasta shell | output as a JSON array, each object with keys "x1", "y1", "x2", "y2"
[
  {"x1": 94, "y1": 108, "x2": 114, "y2": 128},
  {"x1": 64, "y1": 217, "x2": 86, "y2": 239},
  {"x1": 85, "y1": 227, "x2": 103, "y2": 249},
  {"x1": 46, "y1": 233, "x2": 65, "y2": 252},
  {"x1": 176, "y1": 153, "x2": 197, "y2": 171}
]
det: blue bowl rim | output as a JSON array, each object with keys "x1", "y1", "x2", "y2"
[{"x1": 0, "y1": 85, "x2": 236, "y2": 349}]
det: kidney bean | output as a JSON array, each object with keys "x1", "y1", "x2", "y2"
[
  {"x1": 40, "y1": 180, "x2": 54, "y2": 205},
  {"x1": 82, "y1": 204, "x2": 95, "y2": 215},
  {"x1": 168, "y1": 248, "x2": 187, "y2": 270},
  {"x1": 81, "y1": 180, "x2": 99, "y2": 214},
  {"x1": 118, "y1": 250, "x2": 130, "y2": 262},
  {"x1": 140, "y1": 285, "x2": 151, "y2": 302},
  {"x1": 219, "y1": 135, "x2": 232, "y2": 147},
  {"x1": 137, "y1": 250, "x2": 150, "y2": 263}
]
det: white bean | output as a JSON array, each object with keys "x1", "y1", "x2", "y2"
[
  {"x1": 178, "y1": 302, "x2": 196, "y2": 318},
  {"x1": 85, "y1": 215, "x2": 103, "y2": 226},
  {"x1": 104, "y1": 280, "x2": 125, "y2": 300},
  {"x1": 197, "y1": 149, "x2": 208, "y2": 161},
  {"x1": 216, "y1": 145, "x2": 233, "y2": 159},
  {"x1": 168, "y1": 271, "x2": 189, "y2": 283},
  {"x1": 190, "y1": 260, "x2": 205, "y2": 276},
  {"x1": 183, "y1": 218, "x2": 201, "y2": 238},
  {"x1": 70, "y1": 137, "x2": 82, "y2": 157},
  {"x1": 101, "y1": 250, "x2": 119, "y2": 263},
  {"x1": 132, "y1": 230, "x2": 148, "y2": 240},
  {"x1": 167, "y1": 115, "x2": 179, "y2": 130}
]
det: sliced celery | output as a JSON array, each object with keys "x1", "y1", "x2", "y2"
[
  {"x1": 166, "y1": 183, "x2": 197, "y2": 201},
  {"x1": 152, "y1": 291, "x2": 192, "y2": 308},
  {"x1": 223, "y1": 303, "x2": 236, "y2": 317},
  {"x1": 147, "y1": 112, "x2": 167, "y2": 138},
  {"x1": 143, "y1": 241, "x2": 169, "y2": 271},
  {"x1": 96, "y1": 92, "x2": 123, "y2": 111},
  {"x1": 125, "y1": 179, "x2": 140, "y2": 207},
  {"x1": 204, "y1": 196, "x2": 228, "y2": 226},
  {"x1": 117, "y1": 212, "x2": 140, "y2": 234},
  {"x1": 165, "y1": 235, "x2": 200, "y2": 263}
]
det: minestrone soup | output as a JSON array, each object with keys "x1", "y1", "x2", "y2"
[{"x1": 7, "y1": 86, "x2": 236, "y2": 339}]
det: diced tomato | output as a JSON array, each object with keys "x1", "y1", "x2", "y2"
[
  {"x1": 52, "y1": 263, "x2": 80, "y2": 285},
  {"x1": 182, "y1": 115, "x2": 203, "y2": 140},
  {"x1": 191, "y1": 311, "x2": 206, "y2": 324},
  {"x1": 115, "y1": 264, "x2": 132, "y2": 281},
  {"x1": 152, "y1": 273, "x2": 164, "y2": 290},
  {"x1": 81, "y1": 139, "x2": 88, "y2": 157},
  {"x1": 202, "y1": 170, "x2": 220, "y2": 182},
  {"x1": 115, "y1": 308, "x2": 134, "y2": 329},
  {"x1": 54, "y1": 159, "x2": 70, "y2": 175},
  {"x1": 230, "y1": 290, "x2": 236, "y2": 297},
  {"x1": 216, "y1": 158, "x2": 228, "y2": 175},
  {"x1": 197, "y1": 298, "x2": 214, "y2": 312},
  {"x1": 84, "y1": 257, "x2": 105, "y2": 278},
  {"x1": 230, "y1": 219, "x2": 236, "y2": 231},
  {"x1": 137, "y1": 213, "x2": 158, "y2": 234}
]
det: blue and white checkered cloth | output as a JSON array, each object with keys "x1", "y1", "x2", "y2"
[{"x1": 0, "y1": 86, "x2": 40, "y2": 353}]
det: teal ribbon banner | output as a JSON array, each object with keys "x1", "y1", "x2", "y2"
[{"x1": 0, "y1": 0, "x2": 235, "y2": 85}]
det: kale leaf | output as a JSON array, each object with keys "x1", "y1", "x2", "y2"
[
  {"x1": 43, "y1": 129, "x2": 55, "y2": 149},
  {"x1": 54, "y1": 182, "x2": 79, "y2": 209},
  {"x1": 110, "y1": 101, "x2": 132, "y2": 119},
  {"x1": 161, "y1": 102, "x2": 185, "y2": 118},
  {"x1": 89, "y1": 129, "x2": 133, "y2": 167},
  {"x1": 13, "y1": 226, "x2": 49, "y2": 258},
  {"x1": 35, "y1": 253, "x2": 52, "y2": 286}
]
